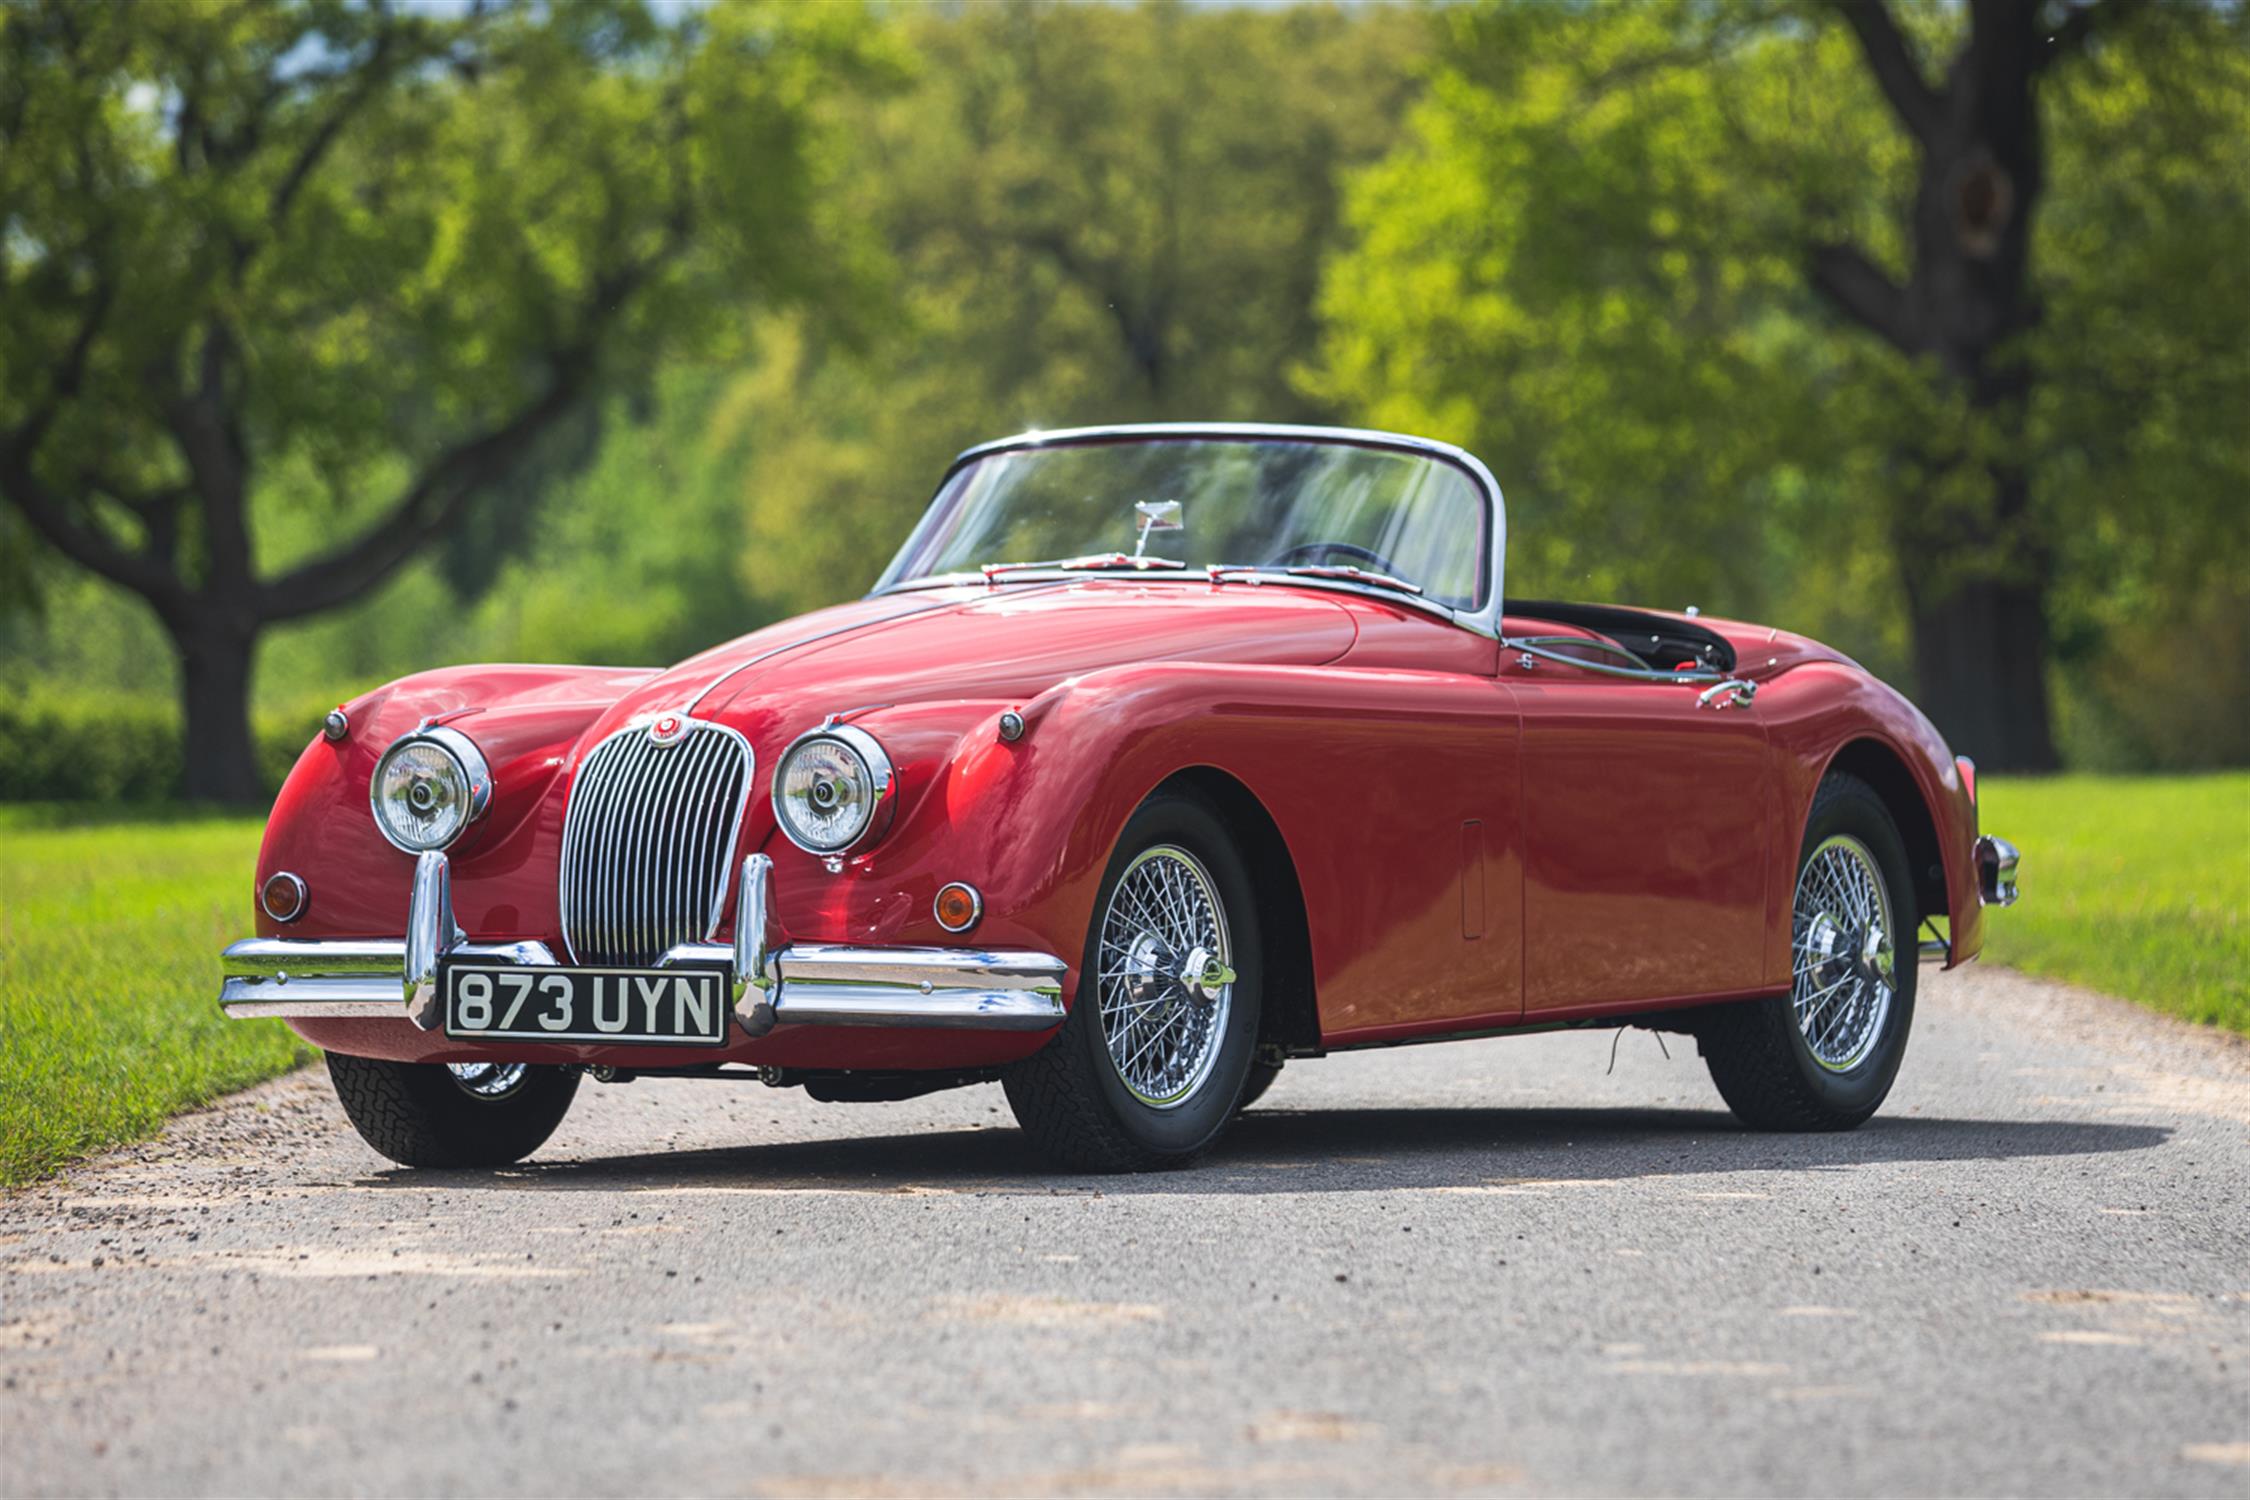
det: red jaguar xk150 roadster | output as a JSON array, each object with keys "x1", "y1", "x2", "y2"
[{"x1": 220, "y1": 423, "x2": 2020, "y2": 1171}]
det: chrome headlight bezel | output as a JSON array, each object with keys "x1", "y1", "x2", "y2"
[
  {"x1": 771, "y1": 723, "x2": 896, "y2": 857},
  {"x1": 369, "y1": 725, "x2": 493, "y2": 854}
]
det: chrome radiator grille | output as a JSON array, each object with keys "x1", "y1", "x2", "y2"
[{"x1": 558, "y1": 719, "x2": 753, "y2": 967}]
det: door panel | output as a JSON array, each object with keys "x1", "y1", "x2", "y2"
[
  {"x1": 1275, "y1": 676, "x2": 1524, "y2": 1038},
  {"x1": 1514, "y1": 667, "x2": 1772, "y2": 1011}
]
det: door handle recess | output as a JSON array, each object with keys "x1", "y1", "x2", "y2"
[{"x1": 1696, "y1": 678, "x2": 1758, "y2": 710}]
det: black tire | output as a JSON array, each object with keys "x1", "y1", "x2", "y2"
[
  {"x1": 1701, "y1": 773, "x2": 1918, "y2": 1131},
  {"x1": 1003, "y1": 791, "x2": 1263, "y2": 1171},
  {"x1": 326, "y1": 1053, "x2": 580, "y2": 1168},
  {"x1": 1238, "y1": 1058, "x2": 1284, "y2": 1111}
]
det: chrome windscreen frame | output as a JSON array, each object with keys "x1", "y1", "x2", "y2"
[{"x1": 869, "y1": 422, "x2": 1511, "y2": 641}]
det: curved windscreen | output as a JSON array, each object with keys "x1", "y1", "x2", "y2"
[{"x1": 883, "y1": 436, "x2": 1492, "y2": 610}]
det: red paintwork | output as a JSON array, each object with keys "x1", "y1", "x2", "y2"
[{"x1": 265, "y1": 580, "x2": 1985, "y2": 1070}]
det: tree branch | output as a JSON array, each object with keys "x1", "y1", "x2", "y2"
[
  {"x1": 1834, "y1": 0, "x2": 1945, "y2": 145},
  {"x1": 265, "y1": 20, "x2": 425, "y2": 233},
  {"x1": 256, "y1": 361, "x2": 590, "y2": 621},
  {"x1": 15, "y1": 276, "x2": 113, "y2": 455},
  {"x1": 0, "y1": 445, "x2": 191, "y2": 615},
  {"x1": 1808, "y1": 240, "x2": 1922, "y2": 355}
]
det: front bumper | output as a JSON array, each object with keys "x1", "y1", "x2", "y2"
[{"x1": 219, "y1": 853, "x2": 1068, "y2": 1038}]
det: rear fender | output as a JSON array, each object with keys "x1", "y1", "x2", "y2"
[{"x1": 1755, "y1": 662, "x2": 1983, "y2": 975}]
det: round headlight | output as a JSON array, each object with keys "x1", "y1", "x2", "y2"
[
  {"x1": 370, "y1": 727, "x2": 492, "y2": 854},
  {"x1": 772, "y1": 724, "x2": 895, "y2": 856}
]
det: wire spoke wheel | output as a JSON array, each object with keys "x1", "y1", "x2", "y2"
[
  {"x1": 447, "y1": 1061, "x2": 529, "y2": 1100},
  {"x1": 1096, "y1": 844, "x2": 1234, "y2": 1108},
  {"x1": 1791, "y1": 834, "x2": 1896, "y2": 1073}
]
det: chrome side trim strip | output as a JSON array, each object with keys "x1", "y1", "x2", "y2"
[{"x1": 1508, "y1": 636, "x2": 1730, "y2": 684}]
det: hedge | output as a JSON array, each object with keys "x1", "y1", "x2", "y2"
[{"x1": 0, "y1": 689, "x2": 329, "y2": 803}]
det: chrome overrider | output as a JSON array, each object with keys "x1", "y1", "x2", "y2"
[
  {"x1": 1975, "y1": 834, "x2": 2021, "y2": 908},
  {"x1": 218, "y1": 853, "x2": 1069, "y2": 1037},
  {"x1": 1913, "y1": 832, "x2": 2024, "y2": 965}
]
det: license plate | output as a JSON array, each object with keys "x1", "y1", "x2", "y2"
[{"x1": 442, "y1": 964, "x2": 730, "y2": 1046}]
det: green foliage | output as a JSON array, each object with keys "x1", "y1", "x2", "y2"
[
  {"x1": 1308, "y1": 2, "x2": 2250, "y2": 749},
  {"x1": 0, "y1": 809, "x2": 305, "y2": 1187},
  {"x1": 0, "y1": 0, "x2": 893, "y2": 533},
  {"x1": 0, "y1": 688, "x2": 335, "y2": 802},
  {"x1": 1980, "y1": 774, "x2": 2249, "y2": 1032},
  {"x1": 0, "y1": 0, "x2": 900, "y2": 796},
  {"x1": 4, "y1": 0, "x2": 2240, "y2": 775},
  {"x1": 718, "y1": 0, "x2": 1436, "y2": 624}
]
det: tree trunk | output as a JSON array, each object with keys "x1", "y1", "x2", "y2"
[
  {"x1": 172, "y1": 613, "x2": 267, "y2": 806},
  {"x1": 1899, "y1": 562, "x2": 2061, "y2": 772}
]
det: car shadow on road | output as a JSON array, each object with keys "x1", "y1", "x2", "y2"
[{"x1": 356, "y1": 1105, "x2": 2171, "y2": 1196}]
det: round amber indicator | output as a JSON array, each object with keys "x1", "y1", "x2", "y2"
[
  {"x1": 260, "y1": 871, "x2": 308, "y2": 923},
  {"x1": 933, "y1": 882, "x2": 982, "y2": 934}
]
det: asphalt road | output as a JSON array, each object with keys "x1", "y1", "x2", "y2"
[{"x1": 4, "y1": 965, "x2": 2245, "y2": 1498}]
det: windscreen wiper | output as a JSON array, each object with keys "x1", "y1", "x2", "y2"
[
  {"x1": 981, "y1": 554, "x2": 1188, "y2": 582},
  {"x1": 1207, "y1": 563, "x2": 1426, "y2": 598}
]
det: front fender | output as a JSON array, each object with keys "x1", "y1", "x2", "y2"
[
  {"x1": 255, "y1": 664, "x2": 656, "y2": 943},
  {"x1": 790, "y1": 659, "x2": 1518, "y2": 1034}
]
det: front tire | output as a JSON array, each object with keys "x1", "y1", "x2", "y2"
[
  {"x1": 1701, "y1": 773, "x2": 1918, "y2": 1131},
  {"x1": 326, "y1": 1053, "x2": 580, "y2": 1168},
  {"x1": 1238, "y1": 1057, "x2": 1284, "y2": 1111},
  {"x1": 1003, "y1": 791, "x2": 1262, "y2": 1171}
]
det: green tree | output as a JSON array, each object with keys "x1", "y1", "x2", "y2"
[
  {"x1": 0, "y1": 0, "x2": 888, "y2": 800},
  {"x1": 1311, "y1": 0, "x2": 2249, "y2": 770},
  {"x1": 716, "y1": 0, "x2": 1434, "y2": 623}
]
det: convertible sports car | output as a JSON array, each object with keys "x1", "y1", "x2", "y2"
[{"x1": 220, "y1": 423, "x2": 2020, "y2": 1171}]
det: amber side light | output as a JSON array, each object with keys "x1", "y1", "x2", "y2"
[
  {"x1": 934, "y1": 882, "x2": 982, "y2": 933},
  {"x1": 260, "y1": 871, "x2": 308, "y2": 923}
]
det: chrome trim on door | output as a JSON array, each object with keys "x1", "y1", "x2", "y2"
[{"x1": 1695, "y1": 678, "x2": 1759, "y2": 709}]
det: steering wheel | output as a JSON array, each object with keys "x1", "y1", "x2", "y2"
[{"x1": 1263, "y1": 540, "x2": 1405, "y2": 576}]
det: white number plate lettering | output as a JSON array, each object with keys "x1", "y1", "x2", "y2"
[{"x1": 442, "y1": 965, "x2": 729, "y2": 1046}]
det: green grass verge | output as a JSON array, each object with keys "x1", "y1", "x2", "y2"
[
  {"x1": 1979, "y1": 773, "x2": 2248, "y2": 1033},
  {"x1": 0, "y1": 807, "x2": 311, "y2": 1189}
]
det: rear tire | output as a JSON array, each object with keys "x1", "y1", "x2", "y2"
[
  {"x1": 1004, "y1": 791, "x2": 1262, "y2": 1171},
  {"x1": 326, "y1": 1053, "x2": 580, "y2": 1168},
  {"x1": 1238, "y1": 1057, "x2": 1284, "y2": 1111},
  {"x1": 1701, "y1": 773, "x2": 1917, "y2": 1132}
]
